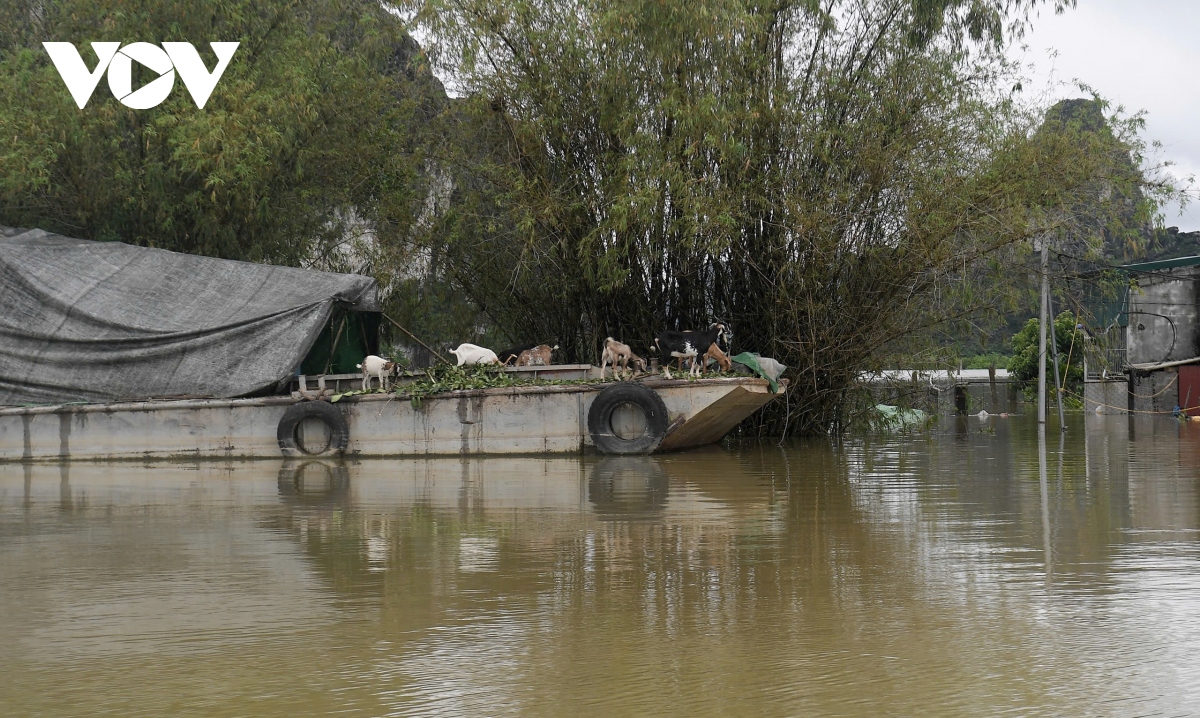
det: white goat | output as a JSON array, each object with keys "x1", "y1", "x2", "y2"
[
  {"x1": 358, "y1": 355, "x2": 396, "y2": 391},
  {"x1": 449, "y1": 343, "x2": 501, "y2": 366},
  {"x1": 600, "y1": 337, "x2": 646, "y2": 379}
]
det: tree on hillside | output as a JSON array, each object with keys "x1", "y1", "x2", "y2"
[
  {"x1": 0, "y1": 0, "x2": 431, "y2": 266},
  {"x1": 931, "y1": 97, "x2": 1171, "y2": 364},
  {"x1": 398, "y1": 0, "x2": 1169, "y2": 434}
]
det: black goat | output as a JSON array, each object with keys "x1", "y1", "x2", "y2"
[{"x1": 653, "y1": 323, "x2": 730, "y2": 378}]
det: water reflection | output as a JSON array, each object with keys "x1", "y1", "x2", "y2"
[
  {"x1": 587, "y1": 456, "x2": 668, "y2": 517},
  {"x1": 276, "y1": 459, "x2": 351, "y2": 506},
  {"x1": 1040, "y1": 426, "x2": 1052, "y2": 580},
  {"x1": 2, "y1": 415, "x2": 1200, "y2": 716}
]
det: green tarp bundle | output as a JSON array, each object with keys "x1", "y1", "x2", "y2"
[{"x1": 729, "y1": 352, "x2": 784, "y2": 393}]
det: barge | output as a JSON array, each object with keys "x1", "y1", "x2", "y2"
[
  {"x1": 0, "y1": 373, "x2": 781, "y2": 461},
  {"x1": 0, "y1": 227, "x2": 783, "y2": 462}
]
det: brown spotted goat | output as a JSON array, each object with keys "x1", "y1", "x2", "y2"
[{"x1": 514, "y1": 344, "x2": 559, "y2": 367}]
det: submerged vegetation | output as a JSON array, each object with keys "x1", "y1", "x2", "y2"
[{"x1": 0, "y1": 0, "x2": 1181, "y2": 435}]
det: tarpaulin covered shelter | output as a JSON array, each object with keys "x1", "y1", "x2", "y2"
[{"x1": 0, "y1": 227, "x2": 380, "y2": 406}]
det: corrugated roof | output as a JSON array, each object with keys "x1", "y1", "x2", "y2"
[{"x1": 1120, "y1": 255, "x2": 1200, "y2": 272}]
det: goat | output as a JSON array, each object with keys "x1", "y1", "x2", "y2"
[
  {"x1": 496, "y1": 343, "x2": 539, "y2": 366},
  {"x1": 514, "y1": 344, "x2": 559, "y2": 367},
  {"x1": 653, "y1": 323, "x2": 730, "y2": 378},
  {"x1": 449, "y1": 343, "x2": 501, "y2": 366},
  {"x1": 703, "y1": 342, "x2": 732, "y2": 373},
  {"x1": 357, "y1": 355, "x2": 397, "y2": 391},
  {"x1": 600, "y1": 337, "x2": 647, "y2": 379}
]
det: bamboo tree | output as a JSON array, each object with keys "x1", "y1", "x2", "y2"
[{"x1": 401, "y1": 0, "x2": 1171, "y2": 435}]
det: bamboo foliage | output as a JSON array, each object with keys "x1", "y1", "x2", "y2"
[{"x1": 400, "y1": 0, "x2": 1168, "y2": 434}]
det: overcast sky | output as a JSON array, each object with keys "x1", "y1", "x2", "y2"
[{"x1": 1015, "y1": 0, "x2": 1200, "y2": 230}]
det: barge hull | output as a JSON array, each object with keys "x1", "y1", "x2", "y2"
[{"x1": 0, "y1": 377, "x2": 778, "y2": 461}]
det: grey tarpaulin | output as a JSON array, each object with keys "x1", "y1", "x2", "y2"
[{"x1": 0, "y1": 227, "x2": 379, "y2": 406}]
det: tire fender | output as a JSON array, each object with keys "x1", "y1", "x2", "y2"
[
  {"x1": 277, "y1": 401, "x2": 350, "y2": 457},
  {"x1": 587, "y1": 382, "x2": 670, "y2": 455}
]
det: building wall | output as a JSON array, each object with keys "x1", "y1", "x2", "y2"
[{"x1": 1126, "y1": 267, "x2": 1200, "y2": 365}]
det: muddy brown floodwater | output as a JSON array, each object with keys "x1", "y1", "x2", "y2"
[{"x1": 2, "y1": 414, "x2": 1200, "y2": 716}]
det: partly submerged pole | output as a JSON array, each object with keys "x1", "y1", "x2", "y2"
[
  {"x1": 1038, "y1": 239, "x2": 1049, "y2": 425},
  {"x1": 1039, "y1": 423, "x2": 1052, "y2": 582},
  {"x1": 1047, "y1": 291, "x2": 1067, "y2": 430}
]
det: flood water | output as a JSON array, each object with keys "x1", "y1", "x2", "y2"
[{"x1": 3, "y1": 414, "x2": 1200, "y2": 717}]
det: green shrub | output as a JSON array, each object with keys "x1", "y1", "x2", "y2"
[{"x1": 1007, "y1": 312, "x2": 1084, "y2": 395}]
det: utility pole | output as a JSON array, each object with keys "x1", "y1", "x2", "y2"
[
  {"x1": 1047, "y1": 291, "x2": 1067, "y2": 430},
  {"x1": 1038, "y1": 238, "x2": 1049, "y2": 425}
]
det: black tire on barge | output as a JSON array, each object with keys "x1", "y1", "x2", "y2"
[
  {"x1": 587, "y1": 382, "x2": 670, "y2": 455},
  {"x1": 277, "y1": 400, "x2": 350, "y2": 457}
]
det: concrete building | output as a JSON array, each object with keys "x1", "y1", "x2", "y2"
[{"x1": 1119, "y1": 255, "x2": 1200, "y2": 415}]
